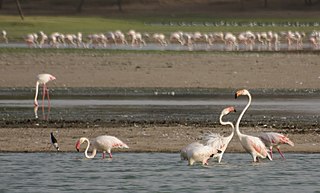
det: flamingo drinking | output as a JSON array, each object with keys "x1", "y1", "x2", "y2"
[
  {"x1": 75, "y1": 135, "x2": 129, "y2": 159},
  {"x1": 258, "y1": 132, "x2": 294, "y2": 159},
  {"x1": 34, "y1": 73, "x2": 56, "y2": 107},
  {"x1": 235, "y1": 89, "x2": 272, "y2": 162}
]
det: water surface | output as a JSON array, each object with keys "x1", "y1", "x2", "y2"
[{"x1": 0, "y1": 153, "x2": 319, "y2": 192}]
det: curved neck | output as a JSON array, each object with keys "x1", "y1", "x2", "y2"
[
  {"x1": 219, "y1": 113, "x2": 235, "y2": 138},
  {"x1": 84, "y1": 138, "x2": 97, "y2": 159},
  {"x1": 235, "y1": 93, "x2": 252, "y2": 137},
  {"x1": 34, "y1": 81, "x2": 40, "y2": 102}
]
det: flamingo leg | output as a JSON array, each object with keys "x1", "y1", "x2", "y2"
[
  {"x1": 277, "y1": 147, "x2": 286, "y2": 159},
  {"x1": 42, "y1": 84, "x2": 46, "y2": 108},
  {"x1": 46, "y1": 86, "x2": 51, "y2": 108},
  {"x1": 109, "y1": 152, "x2": 113, "y2": 158},
  {"x1": 102, "y1": 152, "x2": 106, "y2": 159},
  {"x1": 269, "y1": 147, "x2": 273, "y2": 159}
]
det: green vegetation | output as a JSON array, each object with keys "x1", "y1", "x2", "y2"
[{"x1": 1, "y1": 15, "x2": 320, "y2": 41}]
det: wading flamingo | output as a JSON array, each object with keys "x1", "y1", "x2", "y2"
[
  {"x1": 50, "y1": 132, "x2": 59, "y2": 151},
  {"x1": 75, "y1": 135, "x2": 129, "y2": 159},
  {"x1": 203, "y1": 106, "x2": 236, "y2": 163},
  {"x1": 258, "y1": 132, "x2": 294, "y2": 159},
  {"x1": 235, "y1": 89, "x2": 272, "y2": 162},
  {"x1": 180, "y1": 106, "x2": 236, "y2": 163},
  {"x1": 186, "y1": 142, "x2": 220, "y2": 166},
  {"x1": 34, "y1": 73, "x2": 56, "y2": 107}
]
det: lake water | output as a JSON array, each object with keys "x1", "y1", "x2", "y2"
[{"x1": 1, "y1": 153, "x2": 319, "y2": 192}]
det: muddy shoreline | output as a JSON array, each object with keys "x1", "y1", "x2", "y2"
[{"x1": 0, "y1": 52, "x2": 319, "y2": 152}]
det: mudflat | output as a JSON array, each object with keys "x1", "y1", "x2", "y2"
[{"x1": 0, "y1": 52, "x2": 319, "y2": 153}]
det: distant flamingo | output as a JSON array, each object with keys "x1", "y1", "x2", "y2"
[
  {"x1": 258, "y1": 132, "x2": 294, "y2": 159},
  {"x1": 50, "y1": 132, "x2": 59, "y2": 151},
  {"x1": 203, "y1": 106, "x2": 236, "y2": 163},
  {"x1": 34, "y1": 73, "x2": 56, "y2": 107},
  {"x1": 235, "y1": 89, "x2": 272, "y2": 162},
  {"x1": 75, "y1": 135, "x2": 129, "y2": 159}
]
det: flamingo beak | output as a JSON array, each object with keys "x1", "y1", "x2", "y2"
[
  {"x1": 75, "y1": 140, "x2": 80, "y2": 152},
  {"x1": 235, "y1": 93, "x2": 238, "y2": 99}
]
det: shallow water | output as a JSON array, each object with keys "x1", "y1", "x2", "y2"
[
  {"x1": 0, "y1": 153, "x2": 319, "y2": 192},
  {"x1": 0, "y1": 93, "x2": 319, "y2": 129}
]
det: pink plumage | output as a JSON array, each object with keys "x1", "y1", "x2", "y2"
[
  {"x1": 76, "y1": 135, "x2": 129, "y2": 159},
  {"x1": 259, "y1": 132, "x2": 294, "y2": 159}
]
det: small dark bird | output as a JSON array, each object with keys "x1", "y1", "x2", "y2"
[{"x1": 50, "y1": 132, "x2": 59, "y2": 151}]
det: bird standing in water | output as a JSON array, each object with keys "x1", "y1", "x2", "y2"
[
  {"x1": 34, "y1": 73, "x2": 56, "y2": 107},
  {"x1": 50, "y1": 132, "x2": 59, "y2": 151}
]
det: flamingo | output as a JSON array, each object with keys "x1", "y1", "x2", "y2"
[
  {"x1": 186, "y1": 143, "x2": 220, "y2": 166},
  {"x1": 180, "y1": 106, "x2": 236, "y2": 163},
  {"x1": 75, "y1": 135, "x2": 129, "y2": 159},
  {"x1": 203, "y1": 106, "x2": 236, "y2": 163},
  {"x1": 235, "y1": 89, "x2": 272, "y2": 162},
  {"x1": 50, "y1": 132, "x2": 59, "y2": 151},
  {"x1": 34, "y1": 73, "x2": 56, "y2": 107},
  {"x1": 258, "y1": 132, "x2": 294, "y2": 159}
]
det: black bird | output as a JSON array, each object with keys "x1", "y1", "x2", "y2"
[{"x1": 50, "y1": 132, "x2": 59, "y2": 151}]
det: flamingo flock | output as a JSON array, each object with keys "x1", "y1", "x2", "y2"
[
  {"x1": 32, "y1": 73, "x2": 293, "y2": 162},
  {"x1": 2, "y1": 29, "x2": 320, "y2": 51},
  {"x1": 179, "y1": 89, "x2": 294, "y2": 165}
]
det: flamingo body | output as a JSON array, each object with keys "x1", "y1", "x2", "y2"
[
  {"x1": 75, "y1": 135, "x2": 129, "y2": 159},
  {"x1": 180, "y1": 106, "x2": 236, "y2": 164},
  {"x1": 186, "y1": 144, "x2": 219, "y2": 166},
  {"x1": 235, "y1": 89, "x2": 272, "y2": 162},
  {"x1": 34, "y1": 73, "x2": 56, "y2": 107},
  {"x1": 180, "y1": 142, "x2": 203, "y2": 160},
  {"x1": 259, "y1": 132, "x2": 294, "y2": 159}
]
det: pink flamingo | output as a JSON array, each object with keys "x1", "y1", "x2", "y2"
[
  {"x1": 235, "y1": 89, "x2": 272, "y2": 162},
  {"x1": 186, "y1": 142, "x2": 220, "y2": 166},
  {"x1": 34, "y1": 73, "x2": 56, "y2": 107},
  {"x1": 75, "y1": 135, "x2": 129, "y2": 159},
  {"x1": 258, "y1": 132, "x2": 294, "y2": 159}
]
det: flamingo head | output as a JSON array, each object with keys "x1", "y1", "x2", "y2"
[
  {"x1": 222, "y1": 106, "x2": 236, "y2": 116},
  {"x1": 75, "y1": 137, "x2": 86, "y2": 152},
  {"x1": 281, "y1": 135, "x2": 295, "y2": 147},
  {"x1": 49, "y1": 75, "x2": 56, "y2": 81},
  {"x1": 235, "y1": 89, "x2": 250, "y2": 99}
]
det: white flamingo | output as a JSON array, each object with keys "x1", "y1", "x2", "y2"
[
  {"x1": 180, "y1": 106, "x2": 236, "y2": 163},
  {"x1": 34, "y1": 73, "x2": 56, "y2": 107},
  {"x1": 258, "y1": 132, "x2": 294, "y2": 159},
  {"x1": 235, "y1": 89, "x2": 272, "y2": 162},
  {"x1": 186, "y1": 142, "x2": 220, "y2": 166},
  {"x1": 75, "y1": 135, "x2": 129, "y2": 159},
  {"x1": 203, "y1": 106, "x2": 236, "y2": 163}
]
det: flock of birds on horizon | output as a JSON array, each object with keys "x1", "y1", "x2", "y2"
[
  {"x1": 37, "y1": 73, "x2": 294, "y2": 166},
  {"x1": 1, "y1": 29, "x2": 320, "y2": 51}
]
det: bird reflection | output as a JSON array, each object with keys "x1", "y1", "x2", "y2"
[{"x1": 34, "y1": 105, "x2": 51, "y2": 120}]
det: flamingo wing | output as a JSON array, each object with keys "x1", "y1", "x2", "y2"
[
  {"x1": 95, "y1": 135, "x2": 129, "y2": 150},
  {"x1": 248, "y1": 136, "x2": 269, "y2": 158}
]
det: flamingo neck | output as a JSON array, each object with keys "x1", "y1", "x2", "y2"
[
  {"x1": 83, "y1": 138, "x2": 97, "y2": 159},
  {"x1": 219, "y1": 113, "x2": 235, "y2": 138},
  {"x1": 235, "y1": 93, "x2": 252, "y2": 138},
  {"x1": 34, "y1": 81, "x2": 40, "y2": 103}
]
